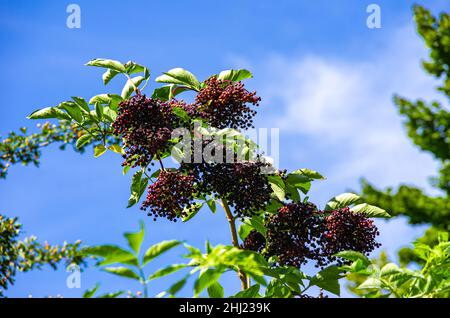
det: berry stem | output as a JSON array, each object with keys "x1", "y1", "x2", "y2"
[{"x1": 220, "y1": 198, "x2": 248, "y2": 290}]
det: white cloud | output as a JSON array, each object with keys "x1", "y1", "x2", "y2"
[
  {"x1": 227, "y1": 24, "x2": 445, "y2": 256},
  {"x1": 230, "y1": 25, "x2": 442, "y2": 193}
]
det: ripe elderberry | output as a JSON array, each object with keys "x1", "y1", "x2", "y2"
[
  {"x1": 195, "y1": 77, "x2": 261, "y2": 129},
  {"x1": 322, "y1": 207, "x2": 381, "y2": 264},
  {"x1": 141, "y1": 170, "x2": 197, "y2": 221},
  {"x1": 187, "y1": 160, "x2": 272, "y2": 218},
  {"x1": 112, "y1": 95, "x2": 179, "y2": 167},
  {"x1": 265, "y1": 202, "x2": 326, "y2": 267},
  {"x1": 242, "y1": 230, "x2": 266, "y2": 253}
]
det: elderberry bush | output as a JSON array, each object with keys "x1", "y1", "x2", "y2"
[{"x1": 26, "y1": 59, "x2": 391, "y2": 297}]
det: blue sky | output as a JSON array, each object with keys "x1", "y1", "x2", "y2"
[{"x1": 0, "y1": 0, "x2": 448, "y2": 297}]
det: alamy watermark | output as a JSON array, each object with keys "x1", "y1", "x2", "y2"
[
  {"x1": 366, "y1": 4, "x2": 381, "y2": 29},
  {"x1": 66, "y1": 4, "x2": 81, "y2": 29}
]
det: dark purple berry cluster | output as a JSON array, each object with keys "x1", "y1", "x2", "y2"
[
  {"x1": 112, "y1": 95, "x2": 179, "y2": 167},
  {"x1": 195, "y1": 77, "x2": 261, "y2": 129},
  {"x1": 322, "y1": 207, "x2": 381, "y2": 264},
  {"x1": 242, "y1": 230, "x2": 266, "y2": 253},
  {"x1": 141, "y1": 170, "x2": 197, "y2": 221},
  {"x1": 186, "y1": 160, "x2": 272, "y2": 218},
  {"x1": 265, "y1": 202, "x2": 327, "y2": 267},
  {"x1": 242, "y1": 203, "x2": 381, "y2": 268}
]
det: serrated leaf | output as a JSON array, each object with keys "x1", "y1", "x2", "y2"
[
  {"x1": 124, "y1": 221, "x2": 145, "y2": 254},
  {"x1": 168, "y1": 276, "x2": 188, "y2": 295},
  {"x1": 121, "y1": 76, "x2": 144, "y2": 99},
  {"x1": 238, "y1": 223, "x2": 253, "y2": 241},
  {"x1": 27, "y1": 107, "x2": 71, "y2": 120},
  {"x1": 351, "y1": 203, "x2": 391, "y2": 218},
  {"x1": 156, "y1": 68, "x2": 200, "y2": 90},
  {"x1": 218, "y1": 69, "x2": 253, "y2": 82},
  {"x1": 103, "y1": 267, "x2": 140, "y2": 280},
  {"x1": 232, "y1": 284, "x2": 261, "y2": 298},
  {"x1": 82, "y1": 245, "x2": 137, "y2": 266},
  {"x1": 334, "y1": 250, "x2": 370, "y2": 266},
  {"x1": 58, "y1": 101, "x2": 84, "y2": 123},
  {"x1": 152, "y1": 84, "x2": 189, "y2": 101},
  {"x1": 149, "y1": 264, "x2": 188, "y2": 280},
  {"x1": 94, "y1": 145, "x2": 107, "y2": 158},
  {"x1": 325, "y1": 193, "x2": 361, "y2": 211},
  {"x1": 71, "y1": 96, "x2": 90, "y2": 112},
  {"x1": 194, "y1": 268, "x2": 222, "y2": 296},
  {"x1": 83, "y1": 284, "x2": 100, "y2": 298},
  {"x1": 309, "y1": 265, "x2": 342, "y2": 296},
  {"x1": 358, "y1": 277, "x2": 381, "y2": 290},
  {"x1": 182, "y1": 202, "x2": 203, "y2": 222},
  {"x1": 86, "y1": 58, "x2": 126, "y2": 73},
  {"x1": 76, "y1": 134, "x2": 92, "y2": 149},
  {"x1": 206, "y1": 199, "x2": 216, "y2": 213},
  {"x1": 102, "y1": 69, "x2": 119, "y2": 85},
  {"x1": 108, "y1": 144, "x2": 124, "y2": 155},
  {"x1": 142, "y1": 240, "x2": 181, "y2": 265},
  {"x1": 270, "y1": 182, "x2": 285, "y2": 201},
  {"x1": 127, "y1": 170, "x2": 148, "y2": 208},
  {"x1": 207, "y1": 281, "x2": 224, "y2": 298}
]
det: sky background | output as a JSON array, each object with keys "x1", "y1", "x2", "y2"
[{"x1": 0, "y1": 0, "x2": 448, "y2": 298}]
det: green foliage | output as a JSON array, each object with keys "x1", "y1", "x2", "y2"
[
  {"x1": 12, "y1": 55, "x2": 388, "y2": 299},
  {"x1": 0, "y1": 214, "x2": 86, "y2": 297},
  {"x1": 359, "y1": 5, "x2": 450, "y2": 273},
  {"x1": 0, "y1": 122, "x2": 85, "y2": 179},
  {"x1": 83, "y1": 222, "x2": 181, "y2": 298},
  {"x1": 342, "y1": 233, "x2": 450, "y2": 298}
]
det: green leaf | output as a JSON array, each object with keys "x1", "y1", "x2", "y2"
[
  {"x1": 294, "y1": 168, "x2": 325, "y2": 180},
  {"x1": 182, "y1": 202, "x2": 203, "y2": 222},
  {"x1": 102, "y1": 69, "x2": 119, "y2": 85},
  {"x1": 94, "y1": 145, "x2": 107, "y2": 158},
  {"x1": 325, "y1": 193, "x2": 361, "y2": 211},
  {"x1": 149, "y1": 264, "x2": 188, "y2": 280},
  {"x1": 218, "y1": 69, "x2": 253, "y2": 82},
  {"x1": 124, "y1": 221, "x2": 145, "y2": 254},
  {"x1": 108, "y1": 144, "x2": 124, "y2": 155},
  {"x1": 248, "y1": 215, "x2": 267, "y2": 236},
  {"x1": 194, "y1": 268, "x2": 222, "y2": 296},
  {"x1": 127, "y1": 170, "x2": 148, "y2": 208},
  {"x1": 71, "y1": 96, "x2": 90, "y2": 112},
  {"x1": 103, "y1": 267, "x2": 140, "y2": 280},
  {"x1": 206, "y1": 199, "x2": 216, "y2": 213},
  {"x1": 83, "y1": 245, "x2": 137, "y2": 266},
  {"x1": 207, "y1": 281, "x2": 224, "y2": 298},
  {"x1": 380, "y1": 263, "x2": 401, "y2": 277},
  {"x1": 86, "y1": 58, "x2": 126, "y2": 73},
  {"x1": 121, "y1": 76, "x2": 144, "y2": 99},
  {"x1": 238, "y1": 223, "x2": 253, "y2": 241},
  {"x1": 76, "y1": 134, "x2": 92, "y2": 149},
  {"x1": 309, "y1": 265, "x2": 342, "y2": 296},
  {"x1": 27, "y1": 107, "x2": 71, "y2": 120},
  {"x1": 58, "y1": 101, "x2": 84, "y2": 123},
  {"x1": 168, "y1": 276, "x2": 188, "y2": 295},
  {"x1": 334, "y1": 250, "x2": 370, "y2": 266},
  {"x1": 358, "y1": 277, "x2": 381, "y2": 290},
  {"x1": 142, "y1": 240, "x2": 181, "y2": 265},
  {"x1": 83, "y1": 284, "x2": 100, "y2": 298},
  {"x1": 270, "y1": 182, "x2": 285, "y2": 201},
  {"x1": 172, "y1": 107, "x2": 190, "y2": 122},
  {"x1": 156, "y1": 68, "x2": 200, "y2": 90},
  {"x1": 98, "y1": 291, "x2": 125, "y2": 298},
  {"x1": 232, "y1": 284, "x2": 261, "y2": 298},
  {"x1": 95, "y1": 103, "x2": 103, "y2": 121},
  {"x1": 124, "y1": 61, "x2": 150, "y2": 79},
  {"x1": 351, "y1": 203, "x2": 391, "y2": 218},
  {"x1": 152, "y1": 84, "x2": 189, "y2": 101}
]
